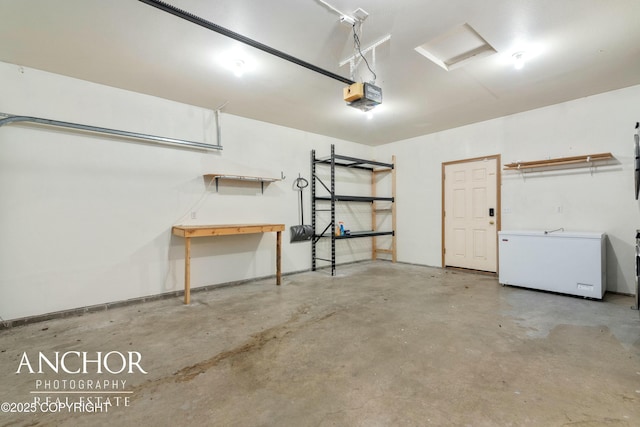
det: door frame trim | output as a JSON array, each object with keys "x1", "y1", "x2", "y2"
[{"x1": 441, "y1": 154, "x2": 501, "y2": 271}]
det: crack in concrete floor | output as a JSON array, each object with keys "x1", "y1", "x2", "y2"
[{"x1": 132, "y1": 306, "x2": 338, "y2": 394}]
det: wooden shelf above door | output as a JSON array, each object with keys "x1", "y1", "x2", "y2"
[{"x1": 503, "y1": 153, "x2": 613, "y2": 171}]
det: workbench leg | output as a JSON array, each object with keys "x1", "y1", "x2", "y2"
[
  {"x1": 276, "y1": 230, "x2": 282, "y2": 285},
  {"x1": 184, "y1": 237, "x2": 191, "y2": 304}
]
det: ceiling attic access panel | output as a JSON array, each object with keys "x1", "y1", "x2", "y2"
[{"x1": 415, "y1": 23, "x2": 497, "y2": 71}]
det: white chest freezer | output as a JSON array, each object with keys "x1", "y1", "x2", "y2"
[{"x1": 498, "y1": 230, "x2": 606, "y2": 299}]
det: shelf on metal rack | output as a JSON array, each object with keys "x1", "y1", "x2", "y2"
[
  {"x1": 315, "y1": 195, "x2": 394, "y2": 203},
  {"x1": 313, "y1": 154, "x2": 394, "y2": 171},
  {"x1": 316, "y1": 230, "x2": 395, "y2": 240}
]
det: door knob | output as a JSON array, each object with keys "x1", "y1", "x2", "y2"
[{"x1": 489, "y1": 221, "x2": 495, "y2": 225}]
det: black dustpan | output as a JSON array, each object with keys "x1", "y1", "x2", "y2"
[{"x1": 290, "y1": 176, "x2": 314, "y2": 242}]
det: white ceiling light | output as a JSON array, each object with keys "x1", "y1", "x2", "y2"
[
  {"x1": 233, "y1": 59, "x2": 245, "y2": 77},
  {"x1": 218, "y1": 49, "x2": 256, "y2": 77},
  {"x1": 512, "y1": 51, "x2": 525, "y2": 70}
]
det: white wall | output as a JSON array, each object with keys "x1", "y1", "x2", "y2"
[
  {"x1": 375, "y1": 85, "x2": 640, "y2": 294},
  {"x1": 3, "y1": 61, "x2": 637, "y2": 322},
  {"x1": 0, "y1": 62, "x2": 374, "y2": 321}
]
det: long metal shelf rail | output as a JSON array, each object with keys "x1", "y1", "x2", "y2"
[
  {"x1": 0, "y1": 112, "x2": 223, "y2": 151},
  {"x1": 311, "y1": 144, "x2": 396, "y2": 275}
]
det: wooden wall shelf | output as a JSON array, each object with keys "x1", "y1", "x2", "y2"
[
  {"x1": 203, "y1": 174, "x2": 282, "y2": 193},
  {"x1": 503, "y1": 152, "x2": 613, "y2": 171}
]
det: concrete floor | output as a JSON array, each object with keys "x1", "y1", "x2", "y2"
[{"x1": 1, "y1": 262, "x2": 639, "y2": 426}]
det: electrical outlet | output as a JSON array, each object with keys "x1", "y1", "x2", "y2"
[{"x1": 190, "y1": 212, "x2": 197, "y2": 219}]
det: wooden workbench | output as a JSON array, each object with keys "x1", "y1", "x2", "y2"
[{"x1": 172, "y1": 223, "x2": 285, "y2": 304}]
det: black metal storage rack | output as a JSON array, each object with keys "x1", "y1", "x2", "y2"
[{"x1": 311, "y1": 144, "x2": 396, "y2": 275}]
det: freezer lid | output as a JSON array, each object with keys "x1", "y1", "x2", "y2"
[{"x1": 499, "y1": 230, "x2": 605, "y2": 239}]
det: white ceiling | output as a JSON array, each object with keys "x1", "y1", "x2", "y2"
[{"x1": 1, "y1": 0, "x2": 639, "y2": 145}]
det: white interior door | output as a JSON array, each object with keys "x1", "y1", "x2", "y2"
[{"x1": 443, "y1": 157, "x2": 498, "y2": 272}]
